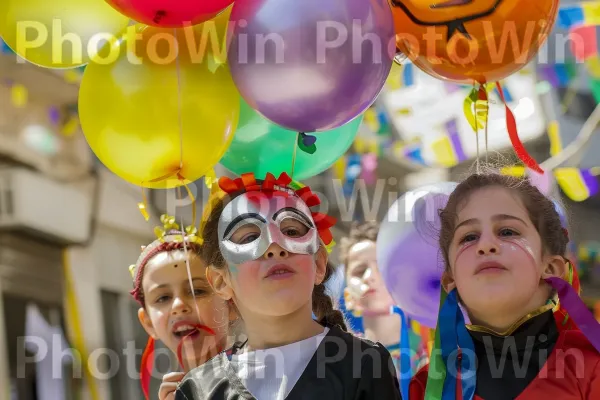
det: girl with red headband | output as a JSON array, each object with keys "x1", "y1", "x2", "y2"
[{"x1": 130, "y1": 214, "x2": 236, "y2": 399}]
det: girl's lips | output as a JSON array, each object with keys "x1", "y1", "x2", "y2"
[
  {"x1": 172, "y1": 322, "x2": 215, "y2": 336},
  {"x1": 175, "y1": 323, "x2": 216, "y2": 371},
  {"x1": 264, "y1": 263, "x2": 296, "y2": 279}
]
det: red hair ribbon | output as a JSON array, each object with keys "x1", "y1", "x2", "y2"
[
  {"x1": 496, "y1": 81, "x2": 543, "y2": 174},
  {"x1": 218, "y1": 172, "x2": 336, "y2": 246},
  {"x1": 140, "y1": 337, "x2": 155, "y2": 400}
]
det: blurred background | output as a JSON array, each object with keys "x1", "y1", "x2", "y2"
[{"x1": 1, "y1": 0, "x2": 600, "y2": 399}]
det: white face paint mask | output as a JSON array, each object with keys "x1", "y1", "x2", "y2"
[{"x1": 217, "y1": 192, "x2": 320, "y2": 265}]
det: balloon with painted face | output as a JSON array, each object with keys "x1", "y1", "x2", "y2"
[{"x1": 390, "y1": 0, "x2": 559, "y2": 83}]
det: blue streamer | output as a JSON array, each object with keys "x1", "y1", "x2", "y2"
[
  {"x1": 392, "y1": 306, "x2": 412, "y2": 400},
  {"x1": 403, "y1": 63, "x2": 414, "y2": 87},
  {"x1": 439, "y1": 290, "x2": 476, "y2": 400},
  {"x1": 557, "y1": 6, "x2": 584, "y2": 30}
]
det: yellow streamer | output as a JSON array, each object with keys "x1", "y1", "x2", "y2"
[
  {"x1": 583, "y1": 2, "x2": 600, "y2": 25},
  {"x1": 548, "y1": 121, "x2": 562, "y2": 156},
  {"x1": 11, "y1": 84, "x2": 28, "y2": 107},
  {"x1": 204, "y1": 168, "x2": 217, "y2": 189},
  {"x1": 585, "y1": 56, "x2": 600, "y2": 79},
  {"x1": 500, "y1": 166, "x2": 526, "y2": 177},
  {"x1": 463, "y1": 88, "x2": 477, "y2": 130},
  {"x1": 555, "y1": 168, "x2": 590, "y2": 202},
  {"x1": 61, "y1": 116, "x2": 79, "y2": 137},
  {"x1": 181, "y1": 182, "x2": 197, "y2": 228},
  {"x1": 63, "y1": 250, "x2": 100, "y2": 400},
  {"x1": 138, "y1": 188, "x2": 150, "y2": 221},
  {"x1": 63, "y1": 69, "x2": 80, "y2": 84}
]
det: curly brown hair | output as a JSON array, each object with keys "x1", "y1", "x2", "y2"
[
  {"x1": 438, "y1": 173, "x2": 569, "y2": 272},
  {"x1": 201, "y1": 187, "x2": 347, "y2": 331}
]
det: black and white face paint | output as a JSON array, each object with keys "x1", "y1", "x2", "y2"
[{"x1": 217, "y1": 192, "x2": 320, "y2": 265}]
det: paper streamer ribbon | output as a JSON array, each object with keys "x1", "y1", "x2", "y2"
[
  {"x1": 496, "y1": 82, "x2": 543, "y2": 174},
  {"x1": 439, "y1": 289, "x2": 476, "y2": 400},
  {"x1": 425, "y1": 289, "x2": 447, "y2": 400},
  {"x1": 392, "y1": 306, "x2": 412, "y2": 400},
  {"x1": 62, "y1": 250, "x2": 101, "y2": 400},
  {"x1": 546, "y1": 277, "x2": 600, "y2": 352},
  {"x1": 137, "y1": 171, "x2": 197, "y2": 224},
  {"x1": 463, "y1": 87, "x2": 488, "y2": 132},
  {"x1": 176, "y1": 325, "x2": 217, "y2": 371},
  {"x1": 140, "y1": 337, "x2": 155, "y2": 400}
]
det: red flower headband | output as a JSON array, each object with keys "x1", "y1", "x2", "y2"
[{"x1": 218, "y1": 172, "x2": 337, "y2": 247}]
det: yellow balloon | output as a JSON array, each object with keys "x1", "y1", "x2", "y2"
[
  {"x1": 0, "y1": 0, "x2": 130, "y2": 69},
  {"x1": 79, "y1": 16, "x2": 239, "y2": 189}
]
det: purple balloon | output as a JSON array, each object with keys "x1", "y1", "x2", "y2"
[
  {"x1": 228, "y1": 0, "x2": 394, "y2": 132},
  {"x1": 376, "y1": 182, "x2": 457, "y2": 328}
]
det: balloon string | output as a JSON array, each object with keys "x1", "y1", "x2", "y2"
[
  {"x1": 474, "y1": 84, "x2": 480, "y2": 174},
  {"x1": 484, "y1": 87, "x2": 489, "y2": 164},
  {"x1": 175, "y1": 28, "x2": 184, "y2": 170},
  {"x1": 291, "y1": 132, "x2": 299, "y2": 180}
]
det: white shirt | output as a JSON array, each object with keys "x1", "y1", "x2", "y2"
[{"x1": 229, "y1": 328, "x2": 330, "y2": 400}]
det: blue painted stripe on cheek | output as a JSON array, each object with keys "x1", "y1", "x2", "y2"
[{"x1": 228, "y1": 264, "x2": 239, "y2": 277}]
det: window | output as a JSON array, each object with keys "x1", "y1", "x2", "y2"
[
  {"x1": 101, "y1": 290, "x2": 147, "y2": 400},
  {"x1": 3, "y1": 294, "x2": 78, "y2": 400}
]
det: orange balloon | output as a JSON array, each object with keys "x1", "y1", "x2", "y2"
[{"x1": 391, "y1": 0, "x2": 559, "y2": 83}]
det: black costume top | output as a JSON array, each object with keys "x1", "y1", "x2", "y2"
[{"x1": 175, "y1": 325, "x2": 402, "y2": 400}]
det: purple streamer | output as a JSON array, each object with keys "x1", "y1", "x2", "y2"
[
  {"x1": 48, "y1": 107, "x2": 61, "y2": 125},
  {"x1": 581, "y1": 169, "x2": 599, "y2": 197},
  {"x1": 546, "y1": 277, "x2": 600, "y2": 353}
]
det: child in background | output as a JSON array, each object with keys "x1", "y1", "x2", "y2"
[
  {"x1": 130, "y1": 215, "x2": 236, "y2": 400},
  {"x1": 176, "y1": 172, "x2": 401, "y2": 400},
  {"x1": 341, "y1": 221, "x2": 429, "y2": 374},
  {"x1": 410, "y1": 173, "x2": 600, "y2": 399}
]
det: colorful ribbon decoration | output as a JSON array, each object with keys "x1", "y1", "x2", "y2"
[
  {"x1": 439, "y1": 289, "x2": 476, "y2": 400},
  {"x1": 425, "y1": 288, "x2": 476, "y2": 400},
  {"x1": 140, "y1": 337, "x2": 155, "y2": 400},
  {"x1": 63, "y1": 250, "x2": 101, "y2": 400},
  {"x1": 546, "y1": 277, "x2": 600, "y2": 352},
  {"x1": 496, "y1": 82, "x2": 543, "y2": 174},
  {"x1": 392, "y1": 306, "x2": 412, "y2": 400},
  {"x1": 425, "y1": 288, "x2": 447, "y2": 400}
]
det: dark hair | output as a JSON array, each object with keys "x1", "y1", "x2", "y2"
[
  {"x1": 438, "y1": 173, "x2": 569, "y2": 271},
  {"x1": 201, "y1": 188, "x2": 348, "y2": 331},
  {"x1": 131, "y1": 239, "x2": 203, "y2": 307},
  {"x1": 339, "y1": 221, "x2": 380, "y2": 266}
]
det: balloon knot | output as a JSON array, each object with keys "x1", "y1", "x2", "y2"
[{"x1": 298, "y1": 133, "x2": 317, "y2": 154}]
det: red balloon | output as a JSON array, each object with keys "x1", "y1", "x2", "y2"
[{"x1": 106, "y1": 0, "x2": 233, "y2": 27}]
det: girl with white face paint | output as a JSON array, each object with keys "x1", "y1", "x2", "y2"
[
  {"x1": 175, "y1": 172, "x2": 402, "y2": 400},
  {"x1": 409, "y1": 173, "x2": 600, "y2": 400}
]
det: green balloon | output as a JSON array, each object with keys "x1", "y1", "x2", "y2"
[{"x1": 220, "y1": 101, "x2": 362, "y2": 180}]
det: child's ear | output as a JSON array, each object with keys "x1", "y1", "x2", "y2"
[
  {"x1": 314, "y1": 246, "x2": 328, "y2": 285},
  {"x1": 542, "y1": 255, "x2": 567, "y2": 280},
  {"x1": 207, "y1": 266, "x2": 234, "y2": 301},
  {"x1": 441, "y1": 270, "x2": 456, "y2": 294},
  {"x1": 137, "y1": 308, "x2": 157, "y2": 339}
]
